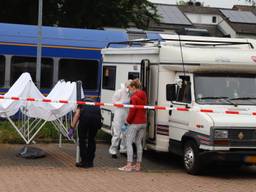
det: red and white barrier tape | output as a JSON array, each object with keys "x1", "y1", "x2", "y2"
[
  {"x1": 1, "y1": 95, "x2": 256, "y2": 116},
  {"x1": 0, "y1": 95, "x2": 173, "y2": 110}
]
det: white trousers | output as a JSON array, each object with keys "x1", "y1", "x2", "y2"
[{"x1": 109, "y1": 108, "x2": 128, "y2": 155}]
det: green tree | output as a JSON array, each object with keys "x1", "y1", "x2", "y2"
[
  {"x1": 177, "y1": 0, "x2": 187, "y2": 5},
  {"x1": 242, "y1": 0, "x2": 256, "y2": 6},
  {"x1": 58, "y1": 0, "x2": 159, "y2": 29},
  {"x1": 0, "y1": 0, "x2": 38, "y2": 24},
  {"x1": 0, "y1": 0, "x2": 59, "y2": 25},
  {"x1": 0, "y1": 0, "x2": 159, "y2": 29}
]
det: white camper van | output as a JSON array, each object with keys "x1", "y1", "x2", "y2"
[{"x1": 100, "y1": 34, "x2": 256, "y2": 174}]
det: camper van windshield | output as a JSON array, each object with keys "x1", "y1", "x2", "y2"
[{"x1": 195, "y1": 74, "x2": 256, "y2": 105}]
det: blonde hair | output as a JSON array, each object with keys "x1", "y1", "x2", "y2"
[{"x1": 130, "y1": 79, "x2": 141, "y2": 89}]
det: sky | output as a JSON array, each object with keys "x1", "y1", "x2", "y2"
[{"x1": 148, "y1": 0, "x2": 253, "y2": 8}]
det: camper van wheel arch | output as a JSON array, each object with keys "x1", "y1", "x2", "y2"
[{"x1": 183, "y1": 140, "x2": 202, "y2": 175}]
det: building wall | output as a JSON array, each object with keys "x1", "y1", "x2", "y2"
[
  {"x1": 237, "y1": 34, "x2": 256, "y2": 39},
  {"x1": 185, "y1": 13, "x2": 221, "y2": 25},
  {"x1": 218, "y1": 20, "x2": 237, "y2": 38}
]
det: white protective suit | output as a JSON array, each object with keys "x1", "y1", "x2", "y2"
[{"x1": 109, "y1": 83, "x2": 130, "y2": 155}]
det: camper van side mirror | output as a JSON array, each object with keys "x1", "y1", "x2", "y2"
[{"x1": 166, "y1": 84, "x2": 176, "y2": 101}]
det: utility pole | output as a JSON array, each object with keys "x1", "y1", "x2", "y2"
[{"x1": 36, "y1": 0, "x2": 43, "y2": 89}]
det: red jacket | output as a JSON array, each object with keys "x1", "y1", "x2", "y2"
[{"x1": 126, "y1": 90, "x2": 147, "y2": 124}]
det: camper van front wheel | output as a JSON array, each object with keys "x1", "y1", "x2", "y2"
[{"x1": 184, "y1": 141, "x2": 201, "y2": 175}]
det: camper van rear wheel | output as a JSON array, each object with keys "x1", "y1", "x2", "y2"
[{"x1": 184, "y1": 141, "x2": 201, "y2": 175}]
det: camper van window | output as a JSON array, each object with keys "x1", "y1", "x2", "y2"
[
  {"x1": 128, "y1": 72, "x2": 140, "y2": 80},
  {"x1": 11, "y1": 56, "x2": 53, "y2": 88},
  {"x1": 176, "y1": 76, "x2": 191, "y2": 103},
  {"x1": 59, "y1": 59, "x2": 99, "y2": 90},
  {"x1": 0, "y1": 56, "x2": 5, "y2": 87},
  {"x1": 102, "y1": 66, "x2": 116, "y2": 90}
]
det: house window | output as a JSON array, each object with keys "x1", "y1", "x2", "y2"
[
  {"x1": 212, "y1": 16, "x2": 217, "y2": 23},
  {"x1": 102, "y1": 66, "x2": 116, "y2": 90},
  {"x1": 128, "y1": 72, "x2": 140, "y2": 80}
]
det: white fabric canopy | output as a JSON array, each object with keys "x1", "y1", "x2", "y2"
[
  {"x1": 0, "y1": 73, "x2": 31, "y2": 117},
  {"x1": 0, "y1": 72, "x2": 80, "y2": 121}
]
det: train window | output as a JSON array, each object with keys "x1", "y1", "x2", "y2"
[
  {"x1": 11, "y1": 56, "x2": 53, "y2": 88},
  {"x1": 128, "y1": 72, "x2": 139, "y2": 80},
  {"x1": 0, "y1": 56, "x2": 5, "y2": 87},
  {"x1": 59, "y1": 59, "x2": 99, "y2": 90},
  {"x1": 102, "y1": 66, "x2": 116, "y2": 90}
]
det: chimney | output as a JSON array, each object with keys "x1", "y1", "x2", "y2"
[
  {"x1": 187, "y1": 1, "x2": 194, "y2": 6},
  {"x1": 195, "y1": 2, "x2": 202, "y2": 6}
]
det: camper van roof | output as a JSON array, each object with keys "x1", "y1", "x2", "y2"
[
  {"x1": 102, "y1": 35, "x2": 256, "y2": 73},
  {"x1": 159, "y1": 34, "x2": 256, "y2": 48}
]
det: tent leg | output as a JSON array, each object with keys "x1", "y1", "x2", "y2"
[
  {"x1": 7, "y1": 116, "x2": 28, "y2": 144},
  {"x1": 59, "y1": 133, "x2": 62, "y2": 148},
  {"x1": 76, "y1": 128, "x2": 80, "y2": 163}
]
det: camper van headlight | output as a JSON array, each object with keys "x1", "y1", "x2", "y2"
[{"x1": 214, "y1": 130, "x2": 228, "y2": 139}]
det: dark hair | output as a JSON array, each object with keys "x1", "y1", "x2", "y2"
[{"x1": 77, "y1": 97, "x2": 95, "y2": 108}]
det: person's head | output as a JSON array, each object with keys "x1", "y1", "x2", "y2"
[
  {"x1": 77, "y1": 97, "x2": 94, "y2": 108},
  {"x1": 128, "y1": 79, "x2": 141, "y2": 94},
  {"x1": 125, "y1": 79, "x2": 132, "y2": 88},
  {"x1": 124, "y1": 79, "x2": 132, "y2": 92}
]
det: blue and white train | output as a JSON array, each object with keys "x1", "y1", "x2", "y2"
[
  {"x1": 0, "y1": 23, "x2": 130, "y2": 99},
  {"x1": 0, "y1": 23, "x2": 160, "y2": 100}
]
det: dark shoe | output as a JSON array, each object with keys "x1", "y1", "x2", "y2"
[
  {"x1": 120, "y1": 152, "x2": 127, "y2": 157},
  {"x1": 84, "y1": 162, "x2": 94, "y2": 168},
  {"x1": 76, "y1": 162, "x2": 87, "y2": 168},
  {"x1": 112, "y1": 154, "x2": 118, "y2": 159}
]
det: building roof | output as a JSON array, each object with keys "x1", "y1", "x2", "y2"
[
  {"x1": 228, "y1": 22, "x2": 256, "y2": 35},
  {"x1": 178, "y1": 5, "x2": 220, "y2": 15},
  {"x1": 150, "y1": 4, "x2": 222, "y2": 37},
  {"x1": 178, "y1": 4, "x2": 256, "y2": 36},
  {"x1": 232, "y1": 5, "x2": 256, "y2": 15},
  {"x1": 150, "y1": 4, "x2": 256, "y2": 37},
  {"x1": 219, "y1": 8, "x2": 256, "y2": 35},
  {"x1": 155, "y1": 4, "x2": 192, "y2": 25},
  {"x1": 230, "y1": 6, "x2": 256, "y2": 35}
]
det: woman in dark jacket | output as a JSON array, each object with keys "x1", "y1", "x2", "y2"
[{"x1": 119, "y1": 79, "x2": 147, "y2": 172}]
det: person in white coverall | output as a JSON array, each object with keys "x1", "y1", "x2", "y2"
[{"x1": 109, "y1": 80, "x2": 131, "y2": 158}]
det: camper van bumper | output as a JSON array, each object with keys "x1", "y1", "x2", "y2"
[{"x1": 199, "y1": 150, "x2": 256, "y2": 164}]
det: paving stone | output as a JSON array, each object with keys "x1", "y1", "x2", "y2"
[{"x1": 0, "y1": 143, "x2": 255, "y2": 192}]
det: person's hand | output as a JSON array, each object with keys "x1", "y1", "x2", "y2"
[
  {"x1": 67, "y1": 127, "x2": 75, "y2": 139},
  {"x1": 121, "y1": 124, "x2": 127, "y2": 132}
]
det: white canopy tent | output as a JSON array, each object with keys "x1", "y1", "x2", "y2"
[{"x1": 0, "y1": 73, "x2": 82, "y2": 146}]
